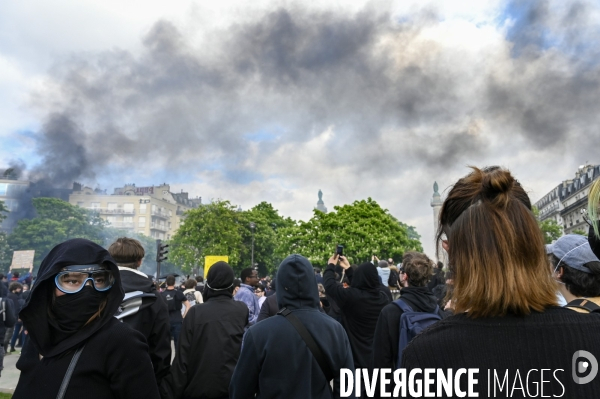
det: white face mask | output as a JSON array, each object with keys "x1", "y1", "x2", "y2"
[{"x1": 556, "y1": 291, "x2": 567, "y2": 306}]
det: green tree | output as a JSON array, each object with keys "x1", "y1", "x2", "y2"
[
  {"x1": 572, "y1": 229, "x2": 587, "y2": 236},
  {"x1": 532, "y1": 206, "x2": 563, "y2": 244},
  {"x1": 0, "y1": 201, "x2": 10, "y2": 272},
  {"x1": 170, "y1": 200, "x2": 243, "y2": 274},
  {"x1": 0, "y1": 200, "x2": 8, "y2": 222},
  {"x1": 275, "y1": 198, "x2": 422, "y2": 269},
  {"x1": 235, "y1": 202, "x2": 295, "y2": 276},
  {"x1": 8, "y1": 198, "x2": 106, "y2": 268}
]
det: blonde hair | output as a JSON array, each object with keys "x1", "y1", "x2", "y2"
[{"x1": 588, "y1": 179, "x2": 600, "y2": 237}]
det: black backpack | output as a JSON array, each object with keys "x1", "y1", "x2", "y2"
[
  {"x1": 566, "y1": 298, "x2": 600, "y2": 313},
  {"x1": 115, "y1": 291, "x2": 157, "y2": 320},
  {"x1": 388, "y1": 269, "x2": 399, "y2": 287}
]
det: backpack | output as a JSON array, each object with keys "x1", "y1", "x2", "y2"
[
  {"x1": 0, "y1": 298, "x2": 6, "y2": 322},
  {"x1": 393, "y1": 299, "x2": 441, "y2": 368},
  {"x1": 115, "y1": 291, "x2": 157, "y2": 320},
  {"x1": 184, "y1": 291, "x2": 196, "y2": 307},
  {"x1": 388, "y1": 269, "x2": 399, "y2": 287},
  {"x1": 566, "y1": 298, "x2": 600, "y2": 313}
]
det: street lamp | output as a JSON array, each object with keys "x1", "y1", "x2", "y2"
[{"x1": 249, "y1": 222, "x2": 256, "y2": 268}]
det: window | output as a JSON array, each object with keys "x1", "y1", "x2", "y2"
[
  {"x1": 124, "y1": 203, "x2": 134, "y2": 212},
  {"x1": 168, "y1": 210, "x2": 172, "y2": 217},
  {"x1": 124, "y1": 216, "x2": 133, "y2": 223},
  {"x1": 152, "y1": 205, "x2": 157, "y2": 213},
  {"x1": 139, "y1": 204, "x2": 147, "y2": 213},
  {"x1": 107, "y1": 216, "x2": 117, "y2": 223},
  {"x1": 138, "y1": 216, "x2": 146, "y2": 227},
  {"x1": 77, "y1": 202, "x2": 84, "y2": 207},
  {"x1": 107, "y1": 203, "x2": 117, "y2": 210},
  {"x1": 91, "y1": 202, "x2": 100, "y2": 209},
  {"x1": 0, "y1": 184, "x2": 6, "y2": 196}
]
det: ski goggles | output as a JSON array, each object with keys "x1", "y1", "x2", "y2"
[{"x1": 55, "y1": 264, "x2": 115, "y2": 294}]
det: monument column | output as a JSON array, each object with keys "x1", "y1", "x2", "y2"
[{"x1": 430, "y1": 181, "x2": 444, "y2": 264}]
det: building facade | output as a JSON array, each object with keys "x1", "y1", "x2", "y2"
[
  {"x1": 534, "y1": 164, "x2": 600, "y2": 235},
  {"x1": 0, "y1": 178, "x2": 31, "y2": 233},
  {"x1": 69, "y1": 183, "x2": 201, "y2": 240}
]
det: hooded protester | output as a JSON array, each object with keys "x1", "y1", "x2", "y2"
[
  {"x1": 13, "y1": 239, "x2": 160, "y2": 399},
  {"x1": 163, "y1": 261, "x2": 248, "y2": 399},
  {"x1": 372, "y1": 251, "x2": 446, "y2": 371},
  {"x1": 108, "y1": 237, "x2": 171, "y2": 397},
  {"x1": 230, "y1": 254, "x2": 354, "y2": 399},
  {"x1": 323, "y1": 255, "x2": 390, "y2": 370}
]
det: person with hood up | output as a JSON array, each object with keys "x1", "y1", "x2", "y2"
[
  {"x1": 323, "y1": 254, "x2": 390, "y2": 371},
  {"x1": 108, "y1": 237, "x2": 171, "y2": 396},
  {"x1": 230, "y1": 254, "x2": 354, "y2": 399},
  {"x1": 372, "y1": 251, "x2": 445, "y2": 370},
  {"x1": 163, "y1": 261, "x2": 248, "y2": 399},
  {"x1": 13, "y1": 238, "x2": 160, "y2": 399}
]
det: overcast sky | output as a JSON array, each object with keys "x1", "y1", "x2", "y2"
[{"x1": 2, "y1": 0, "x2": 600, "y2": 258}]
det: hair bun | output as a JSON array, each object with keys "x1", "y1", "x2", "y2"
[{"x1": 480, "y1": 167, "x2": 514, "y2": 203}]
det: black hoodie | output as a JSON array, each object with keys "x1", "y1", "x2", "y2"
[
  {"x1": 230, "y1": 254, "x2": 354, "y2": 399},
  {"x1": 118, "y1": 267, "x2": 171, "y2": 393},
  {"x1": 372, "y1": 286, "x2": 442, "y2": 370},
  {"x1": 323, "y1": 262, "x2": 390, "y2": 370},
  {"x1": 13, "y1": 239, "x2": 160, "y2": 399}
]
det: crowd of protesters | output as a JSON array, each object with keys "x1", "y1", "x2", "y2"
[{"x1": 1, "y1": 165, "x2": 600, "y2": 398}]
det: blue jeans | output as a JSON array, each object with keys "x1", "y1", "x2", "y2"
[
  {"x1": 170, "y1": 321, "x2": 182, "y2": 348},
  {"x1": 10, "y1": 320, "x2": 23, "y2": 349}
]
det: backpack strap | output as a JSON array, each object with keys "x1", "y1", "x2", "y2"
[
  {"x1": 566, "y1": 299, "x2": 600, "y2": 313},
  {"x1": 277, "y1": 307, "x2": 334, "y2": 382},
  {"x1": 393, "y1": 298, "x2": 413, "y2": 313},
  {"x1": 56, "y1": 345, "x2": 86, "y2": 399}
]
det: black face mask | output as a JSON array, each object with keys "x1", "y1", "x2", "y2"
[{"x1": 51, "y1": 285, "x2": 108, "y2": 334}]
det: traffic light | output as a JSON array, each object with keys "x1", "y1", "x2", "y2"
[{"x1": 156, "y1": 239, "x2": 169, "y2": 263}]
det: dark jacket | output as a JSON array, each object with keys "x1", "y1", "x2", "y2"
[
  {"x1": 7, "y1": 291, "x2": 24, "y2": 317},
  {"x1": 402, "y1": 307, "x2": 600, "y2": 397},
  {"x1": 0, "y1": 296, "x2": 16, "y2": 344},
  {"x1": 118, "y1": 267, "x2": 171, "y2": 390},
  {"x1": 14, "y1": 238, "x2": 160, "y2": 399},
  {"x1": 323, "y1": 262, "x2": 390, "y2": 370},
  {"x1": 372, "y1": 286, "x2": 441, "y2": 370},
  {"x1": 230, "y1": 254, "x2": 354, "y2": 399},
  {"x1": 257, "y1": 293, "x2": 279, "y2": 322},
  {"x1": 164, "y1": 296, "x2": 248, "y2": 399}
]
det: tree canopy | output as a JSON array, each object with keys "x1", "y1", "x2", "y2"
[
  {"x1": 8, "y1": 198, "x2": 106, "y2": 267},
  {"x1": 275, "y1": 198, "x2": 422, "y2": 268},
  {"x1": 533, "y1": 206, "x2": 563, "y2": 244},
  {"x1": 170, "y1": 200, "x2": 293, "y2": 276}
]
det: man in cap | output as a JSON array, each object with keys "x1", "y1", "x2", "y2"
[{"x1": 547, "y1": 234, "x2": 600, "y2": 312}]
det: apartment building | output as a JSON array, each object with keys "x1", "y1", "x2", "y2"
[
  {"x1": 534, "y1": 164, "x2": 600, "y2": 235},
  {"x1": 0, "y1": 178, "x2": 30, "y2": 232},
  {"x1": 69, "y1": 183, "x2": 201, "y2": 239}
]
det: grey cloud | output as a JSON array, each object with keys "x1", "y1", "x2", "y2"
[{"x1": 12, "y1": 1, "x2": 600, "y2": 208}]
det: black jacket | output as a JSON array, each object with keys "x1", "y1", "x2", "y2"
[
  {"x1": 323, "y1": 262, "x2": 390, "y2": 370},
  {"x1": 14, "y1": 238, "x2": 160, "y2": 399},
  {"x1": 0, "y1": 296, "x2": 16, "y2": 343},
  {"x1": 372, "y1": 286, "x2": 441, "y2": 370},
  {"x1": 230, "y1": 254, "x2": 354, "y2": 399},
  {"x1": 402, "y1": 307, "x2": 600, "y2": 397},
  {"x1": 118, "y1": 267, "x2": 171, "y2": 390},
  {"x1": 164, "y1": 295, "x2": 248, "y2": 399},
  {"x1": 257, "y1": 293, "x2": 278, "y2": 322}
]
